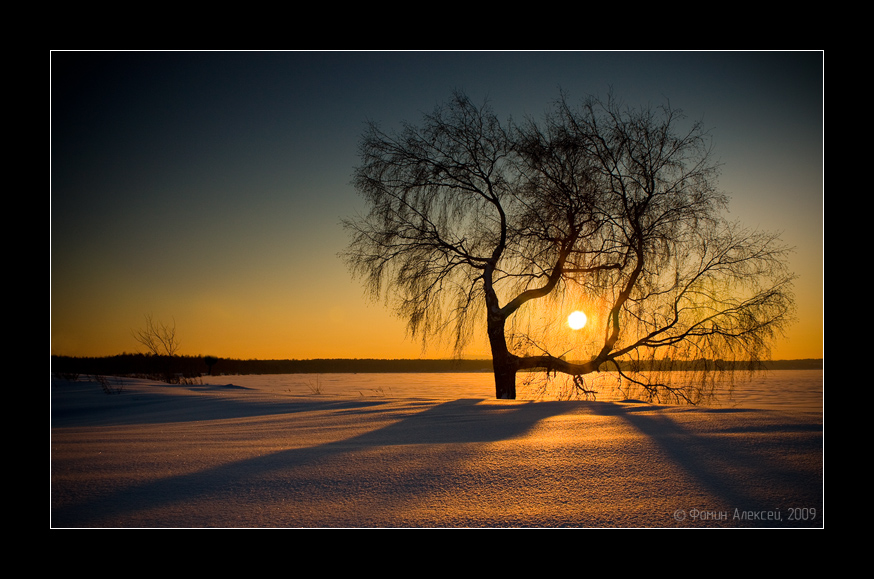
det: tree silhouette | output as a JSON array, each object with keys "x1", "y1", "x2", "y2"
[
  {"x1": 132, "y1": 314, "x2": 181, "y2": 383},
  {"x1": 344, "y1": 91, "x2": 795, "y2": 401},
  {"x1": 204, "y1": 355, "x2": 219, "y2": 375},
  {"x1": 132, "y1": 314, "x2": 179, "y2": 357}
]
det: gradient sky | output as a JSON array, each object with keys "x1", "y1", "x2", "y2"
[{"x1": 50, "y1": 51, "x2": 823, "y2": 361}]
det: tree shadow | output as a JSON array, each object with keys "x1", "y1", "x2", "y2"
[
  {"x1": 588, "y1": 403, "x2": 823, "y2": 527},
  {"x1": 52, "y1": 398, "x2": 577, "y2": 527}
]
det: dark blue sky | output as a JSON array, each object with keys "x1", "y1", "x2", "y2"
[{"x1": 51, "y1": 51, "x2": 823, "y2": 359}]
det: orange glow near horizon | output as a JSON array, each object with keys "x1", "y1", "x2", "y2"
[
  {"x1": 50, "y1": 273, "x2": 822, "y2": 362},
  {"x1": 49, "y1": 306, "x2": 821, "y2": 361}
]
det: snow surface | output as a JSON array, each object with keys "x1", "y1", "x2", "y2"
[{"x1": 51, "y1": 372, "x2": 823, "y2": 528}]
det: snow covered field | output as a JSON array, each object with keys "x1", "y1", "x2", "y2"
[{"x1": 51, "y1": 370, "x2": 823, "y2": 528}]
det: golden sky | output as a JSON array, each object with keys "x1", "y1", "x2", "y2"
[{"x1": 51, "y1": 51, "x2": 823, "y2": 361}]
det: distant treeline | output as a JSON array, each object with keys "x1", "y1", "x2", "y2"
[
  {"x1": 51, "y1": 354, "x2": 823, "y2": 379},
  {"x1": 762, "y1": 359, "x2": 824, "y2": 370}
]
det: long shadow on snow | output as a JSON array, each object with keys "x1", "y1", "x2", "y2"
[
  {"x1": 588, "y1": 403, "x2": 823, "y2": 527},
  {"x1": 50, "y1": 381, "x2": 397, "y2": 428},
  {"x1": 52, "y1": 398, "x2": 577, "y2": 527}
]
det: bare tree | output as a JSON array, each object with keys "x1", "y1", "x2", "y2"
[
  {"x1": 132, "y1": 314, "x2": 180, "y2": 357},
  {"x1": 344, "y1": 91, "x2": 795, "y2": 401}
]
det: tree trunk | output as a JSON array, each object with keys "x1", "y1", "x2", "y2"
[
  {"x1": 487, "y1": 311, "x2": 517, "y2": 399},
  {"x1": 492, "y1": 356, "x2": 517, "y2": 399}
]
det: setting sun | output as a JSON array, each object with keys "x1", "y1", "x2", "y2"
[{"x1": 568, "y1": 310, "x2": 587, "y2": 330}]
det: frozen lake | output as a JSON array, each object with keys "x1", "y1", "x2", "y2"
[
  {"x1": 52, "y1": 368, "x2": 823, "y2": 527},
  {"x1": 198, "y1": 369, "x2": 823, "y2": 413}
]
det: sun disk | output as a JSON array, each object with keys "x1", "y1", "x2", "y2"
[{"x1": 568, "y1": 310, "x2": 587, "y2": 330}]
